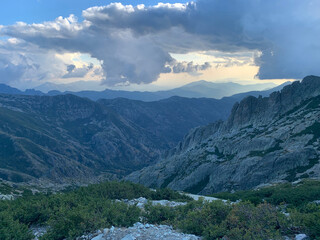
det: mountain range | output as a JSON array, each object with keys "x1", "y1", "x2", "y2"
[
  {"x1": 46, "y1": 81, "x2": 278, "y2": 101},
  {"x1": 0, "y1": 80, "x2": 280, "y2": 101},
  {"x1": 0, "y1": 94, "x2": 237, "y2": 183},
  {"x1": 0, "y1": 79, "x2": 300, "y2": 187},
  {"x1": 128, "y1": 76, "x2": 320, "y2": 194}
]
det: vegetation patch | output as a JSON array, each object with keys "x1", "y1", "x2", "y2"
[
  {"x1": 2, "y1": 180, "x2": 320, "y2": 239},
  {"x1": 0, "y1": 182, "x2": 17, "y2": 195},
  {"x1": 294, "y1": 121, "x2": 320, "y2": 145},
  {"x1": 0, "y1": 134, "x2": 15, "y2": 160},
  {"x1": 144, "y1": 200, "x2": 288, "y2": 240},
  {"x1": 214, "y1": 147, "x2": 224, "y2": 159},
  {"x1": 184, "y1": 175, "x2": 210, "y2": 194},
  {"x1": 161, "y1": 172, "x2": 179, "y2": 188},
  {"x1": 0, "y1": 181, "x2": 190, "y2": 240},
  {"x1": 248, "y1": 140, "x2": 282, "y2": 157},
  {"x1": 211, "y1": 180, "x2": 320, "y2": 207},
  {"x1": 199, "y1": 147, "x2": 234, "y2": 161},
  {"x1": 240, "y1": 124, "x2": 253, "y2": 131},
  {"x1": 305, "y1": 95, "x2": 320, "y2": 110},
  {"x1": 285, "y1": 157, "x2": 319, "y2": 182}
]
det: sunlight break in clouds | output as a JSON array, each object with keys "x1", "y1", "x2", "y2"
[{"x1": 0, "y1": 0, "x2": 320, "y2": 87}]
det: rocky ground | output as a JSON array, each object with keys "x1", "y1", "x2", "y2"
[
  {"x1": 76, "y1": 223, "x2": 309, "y2": 240},
  {"x1": 0, "y1": 194, "x2": 14, "y2": 200},
  {"x1": 116, "y1": 197, "x2": 187, "y2": 208},
  {"x1": 28, "y1": 195, "x2": 309, "y2": 240},
  {"x1": 81, "y1": 223, "x2": 201, "y2": 240},
  {"x1": 31, "y1": 222, "x2": 202, "y2": 240}
]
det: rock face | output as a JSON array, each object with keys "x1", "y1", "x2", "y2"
[
  {"x1": 0, "y1": 194, "x2": 14, "y2": 200},
  {"x1": 0, "y1": 94, "x2": 235, "y2": 183},
  {"x1": 115, "y1": 197, "x2": 187, "y2": 209},
  {"x1": 127, "y1": 76, "x2": 320, "y2": 194}
]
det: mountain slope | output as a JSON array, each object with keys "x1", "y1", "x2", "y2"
[
  {"x1": 127, "y1": 76, "x2": 320, "y2": 194},
  {"x1": 0, "y1": 83, "x2": 43, "y2": 96},
  {"x1": 0, "y1": 94, "x2": 164, "y2": 183},
  {"x1": 0, "y1": 94, "x2": 238, "y2": 183},
  {"x1": 99, "y1": 96, "x2": 236, "y2": 146},
  {"x1": 0, "y1": 84, "x2": 22, "y2": 95}
]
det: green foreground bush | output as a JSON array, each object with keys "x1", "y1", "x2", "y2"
[
  {"x1": 211, "y1": 180, "x2": 320, "y2": 207},
  {"x1": 1, "y1": 180, "x2": 320, "y2": 240},
  {"x1": 0, "y1": 181, "x2": 190, "y2": 240},
  {"x1": 143, "y1": 200, "x2": 288, "y2": 240}
]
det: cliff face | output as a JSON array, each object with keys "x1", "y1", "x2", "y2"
[
  {"x1": 227, "y1": 76, "x2": 320, "y2": 128},
  {"x1": 127, "y1": 76, "x2": 320, "y2": 194}
]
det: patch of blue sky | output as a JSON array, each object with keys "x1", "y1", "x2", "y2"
[
  {"x1": 78, "y1": 54, "x2": 101, "y2": 66},
  {"x1": 0, "y1": 0, "x2": 188, "y2": 25}
]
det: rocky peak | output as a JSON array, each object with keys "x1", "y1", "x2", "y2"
[{"x1": 227, "y1": 75, "x2": 320, "y2": 129}]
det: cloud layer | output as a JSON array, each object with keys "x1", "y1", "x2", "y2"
[{"x1": 1, "y1": 0, "x2": 320, "y2": 85}]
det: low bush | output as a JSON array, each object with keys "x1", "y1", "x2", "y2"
[
  {"x1": 1, "y1": 180, "x2": 320, "y2": 240},
  {"x1": 0, "y1": 181, "x2": 188, "y2": 240},
  {"x1": 211, "y1": 180, "x2": 320, "y2": 207}
]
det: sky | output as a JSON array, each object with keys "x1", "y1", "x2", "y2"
[{"x1": 0, "y1": 0, "x2": 320, "y2": 91}]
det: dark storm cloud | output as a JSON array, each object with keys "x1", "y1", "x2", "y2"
[
  {"x1": 1, "y1": 0, "x2": 320, "y2": 85},
  {"x1": 172, "y1": 61, "x2": 211, "y2": 75},
  {"x1": 63, "y1": 63, "x2": 93, "y2": 78}
]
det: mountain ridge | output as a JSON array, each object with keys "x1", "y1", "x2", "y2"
[
  {"x1": 1, "y1": 80, "x2": 280, "y2": 102},
  {"x1": 0, "y1": 94, "x2": 239, "y2": 183},
  {"x1": 0, "y1": 79, "x2": 298, "y2": 185},
  {"x1": 127, "y1": 76, "x2": 320, "y2": 194}
]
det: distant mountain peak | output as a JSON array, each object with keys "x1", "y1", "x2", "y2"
[{"x1": 1, "y1": 79, "x2": 283, "y2": 101}]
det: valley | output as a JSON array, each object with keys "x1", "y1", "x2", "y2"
[
  {"x1": 1, "y1": 76, "x2": 320, "y2": 240},
  {"x1": 0, "y1": 94, "x2": 234, "y2": 183}
]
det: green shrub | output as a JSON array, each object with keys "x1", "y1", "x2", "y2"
[
  {"x1": 143, "y1": 203, "x2": 176, "y2": 224},
  {"x1": 150, "y1": 188, "x2": 192, "y2": 201},
  {"x1": 177, "y1": 200, "x2": 231, "y2": 236},
  {"x1": 0, "y1": 211, "x2": 33, "y2": 240},
  {"x1": 1, "y1": 180, "x2": 319, "y2": 240},
  {"x1": 211, "y1": 180, "x2": 320, "y2": 207},
  {"x1": 289, "y1": 203, "x2": 320, "y2": 240},
  {"x1": 215, "y1": 202, "x2": 288, "y2": 240}
]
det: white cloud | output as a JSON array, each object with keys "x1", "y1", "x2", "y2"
[
  {"x1": 0, "y1": 0, "x2": 320, "y2": 86},
  {"x1": 0, "y1": 39, "x2": 66, "y2": 85}
]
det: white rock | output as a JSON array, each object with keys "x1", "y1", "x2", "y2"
[
  {"x1": 133, "y1": 222, "x2": 144, "y2": 229},
  {"x1": 31, "y1": 226, "x2": 48, "y2": 240},
  {"x1": 136, "y1": 202, "x2": 145, "y2": 208},
  {"x1": 121, "y1": 234, "x2": 136, "y2": 240},
  {"x1": 103, "y1": 228, "x2": 109, "y2": 235},
  {"x1": 0, "y1": 194, "x2": 14, "y2": 200},
  {"x1": 91, "y1": 234, "x2": 104, "y2": 240},
  {"x1": 295, "y1": 234, "x2": 308, "y2": 240},
  {"x1": 95, "y1": 222, "x2": 201, "y2": 240}
]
